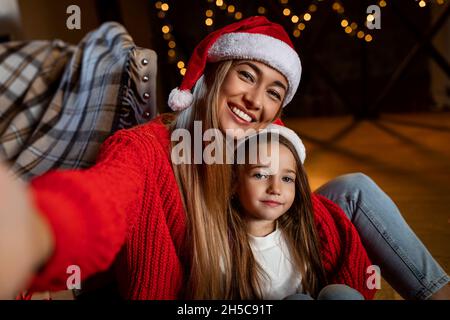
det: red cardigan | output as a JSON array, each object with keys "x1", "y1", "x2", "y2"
[{"x1": 28, "y1": 117, "x2": 376, "y2": 300}]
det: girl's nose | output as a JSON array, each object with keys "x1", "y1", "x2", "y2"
[{"x1": 267, "y1": 178, "x2": 281, "y2": 195}]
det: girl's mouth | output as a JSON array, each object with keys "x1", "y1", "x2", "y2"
[{"x1": 260, "y1": 200, "x2": 282, "y2": 207}]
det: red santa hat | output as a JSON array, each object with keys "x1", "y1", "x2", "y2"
[{"x1": 168, "y1": 16, "x2": 302, "y2": 111}]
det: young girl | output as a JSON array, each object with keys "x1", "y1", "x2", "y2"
[
  {"x1": 228, "y1": 125, "x2": 372, "y2": 300},
  {"x1": 0, "y1": 16, "x2": 448, "y2": 300}
]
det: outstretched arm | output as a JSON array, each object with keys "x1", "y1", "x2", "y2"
[{"x1": 0, "y1": 129, "x2": 149, "y2": 298}]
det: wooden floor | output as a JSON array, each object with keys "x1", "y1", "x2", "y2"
[{"x1": 285, "y1": 112, "x2": 450, "y2": 300}]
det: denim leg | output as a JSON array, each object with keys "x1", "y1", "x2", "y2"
[
  {"x1": 315, "y1": 173, "x2": 449, "y2": 300},
  {"x1": 317, "y1": 284, "x2": 364, "y2": 300}
]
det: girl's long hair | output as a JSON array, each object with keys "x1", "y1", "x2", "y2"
[
  {"x1": 168, "y1": 60, "x2": 234, "y2": 299},
  {"x1": 228, "y1": 135, "x2": 328, "y2": 299}
]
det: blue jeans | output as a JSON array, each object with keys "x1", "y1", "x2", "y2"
[
  {"x1": 315, "y1": 173, "x2": 450, "y2": 300},
  {"x1": 284, "y1": 284, "x2": 364, "y2": 300}
]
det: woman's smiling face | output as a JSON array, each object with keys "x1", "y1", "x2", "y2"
[{"x1": 217, "y1": 60, "x2": 288, "y2": 139}]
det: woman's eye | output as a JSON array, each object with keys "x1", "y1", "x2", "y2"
[
  {"x1": 268, "y1": 90, "x2": 282, "y2": 101},
  {"x1": 239, "y1": 71, "x2": 255, "y2": 82}
]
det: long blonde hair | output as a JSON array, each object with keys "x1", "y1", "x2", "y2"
[
  {"x1": 169, "y1": 60, "x2": 234, "y2": 299},
  {"x1": 228, "y1": 135, "x2": 327, "y2": 299}
]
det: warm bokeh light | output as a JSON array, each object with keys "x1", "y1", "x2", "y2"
[
  {"x1": 258, "y1": 7, "x2": 266, "y2": 14},
  {"x1": 206, "y1": 10, "x2": 213, "y2": 17},
  {"x1": 177, "y1": 61, "x2": 185, "y2": 69},
  {"x1": 345, "y1": 26, "x2": 352, "y2": 34},
  {"x1": 180, "y1": 68, "x2": 186, "y2": 76},
  {"x1": 161, "y1": 3, "x2": 169, "y2": 11},
  {"x1": 304, "y1": 13, "x2": 311, "y2": 21},
  {"x1": 365, "y1": 34, "x2": 373, "y2": 42},
  {"x1": 291, "y1": 15, "x2": 299, "y2": 23},
  {"x1": 168, "y1": 40, "x2": 176, "y2": 48},
  {"x1": 283, "y1": 8, "x2": 291, "y2": 16},
  {"x1": 293, "y1": 29, "x2": 301, "y2": 38},
  {"x1": 298, "y1": 23, "x2": 305, "y2": 30},
  {"x1": 341, "y1": 19, "x2": 349, "y2": 27},
  {"x1": 228, "y1": 5, "x2": 235, "y2": 13},
  {"x1": 205, "y1": 18, "x2": 213, "y2": 26},
  {"x1": 357, "y1": 31, "x2": 365, "y2": 39},
  {"x1": 168, "y1": 49, "x2": 176, "y2": 58},
  {"x1": 162, "y1": 25, "x2": 170, "y2": 34},
  {"x1": 235, "y1": 12, "x2": 242, "y2": 20}
]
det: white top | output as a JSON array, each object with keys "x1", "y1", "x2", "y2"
[{"x1": 249, "y1": 226, "x2": 302, "y2": 299}]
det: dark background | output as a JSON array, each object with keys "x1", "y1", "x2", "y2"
[{"x1": 3, "y1": 0, "x2": 449, "y2": 118}]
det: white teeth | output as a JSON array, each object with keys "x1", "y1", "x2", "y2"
[{"x1": 231, "y1": 106, "x2": 252, "y2": 123}]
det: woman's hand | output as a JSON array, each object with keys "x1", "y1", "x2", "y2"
[{"x1": 0, "y1": 162, "x2": 53, "y2": 299}]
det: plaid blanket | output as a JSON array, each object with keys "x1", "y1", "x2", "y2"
[{"x1": 0, "y1": 22, "x2": 158, "y2": 181}]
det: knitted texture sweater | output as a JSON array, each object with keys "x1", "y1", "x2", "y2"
[{"x1": 28, "y1": 117, "x2": 376, "y2": 300}]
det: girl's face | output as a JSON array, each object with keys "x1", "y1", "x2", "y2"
[
  {"x1": 217, "y1": 60, "x2": 288, "y2": 139},
  {"x1": 236, "y1": 143, "x2": 296, "y2": 236}
]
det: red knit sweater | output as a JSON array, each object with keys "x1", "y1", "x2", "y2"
[{"x1": 28, "y1": 117, "x2": 376, "y2": 300}]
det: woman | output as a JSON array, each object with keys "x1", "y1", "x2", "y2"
[{"x1": 0, "y1": 16, "x2": 448, "y2": 299}]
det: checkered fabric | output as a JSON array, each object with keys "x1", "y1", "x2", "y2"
[{"x1": 0, "y1": 22, "x2": 157, "y2": 181}]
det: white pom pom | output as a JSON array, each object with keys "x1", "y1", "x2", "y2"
[{"x1": 168, "y1": 88, "x2": 194, "y2": 111}]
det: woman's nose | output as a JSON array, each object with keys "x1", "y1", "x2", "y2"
[{"x1": 243, "y1": 86, "x2": 264, "y2": 110}]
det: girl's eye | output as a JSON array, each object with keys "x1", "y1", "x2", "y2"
[
  {"x1": 253, "y1": 173, "x2": 268, "y2": 179},
  {"x1": 268, "y1": 89, "x2": 282, "y2": 101},
  {"x1": 239, "y1": 70, "x2": 255, "y2": 83},
  {"x1": 282, "y1": 176, "x2": 295, "y2": 183}
]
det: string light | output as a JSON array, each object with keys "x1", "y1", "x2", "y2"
[
  {"x1": 257, "y1": 6, "x2": 266, "y2": 15},
  {"x1": 235, "y1": 11, "x2": 242, "y2": 20},
  {"x1": 161, "y1": 25, "x2": 170, "y2": 33},
  {"x1": 161, "y1": 3, "x2": 169, "y2": 11},
  {"x1": 216, "y1": 0, "x2": 223, "y2": 6},
  {"x1": 180, "y1": 68, "x2": 186, "y2": 76},
  {"x1": 206, "y1": 9, "x2": 213, "y2": 17},
  {"x1": 379, "y1": 0, "x2": 387, "y2": 7},
  {"x1": 205, "y1": 18, "x2": 213, "y2": 26},
  {"x1": 333, "y1": 0, "x2": 376, "y2": 42},
  {"x1": 155, "y1": 2, "x2": 186, "y2": 77},
  {"x1": 277, "y1": 0, "x2": 323, "y2": 39},
  {"x1": 418, "y1": 0, "x2": 426, "y2": 7},
  {"x1": 227, "y1": 5, "x2": 235, "y2": 13}
]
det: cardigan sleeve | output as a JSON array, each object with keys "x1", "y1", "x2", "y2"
[
  {"x1": 312, "y1": 194, "x2": 377, "y2": 300},
  {"x1": 26, "y1": 129, "x2": 150, "y2": 292}
]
